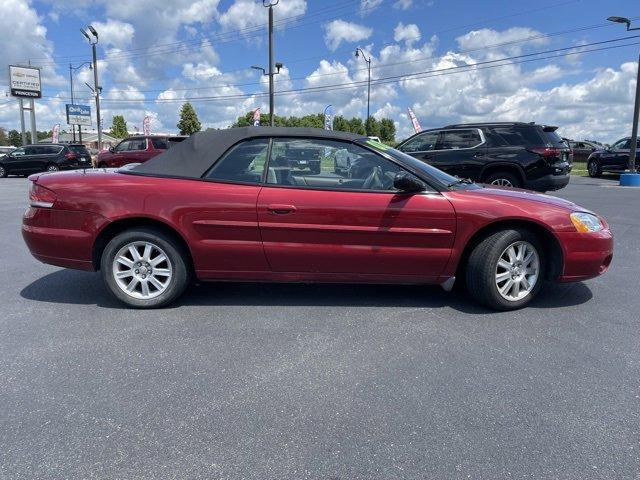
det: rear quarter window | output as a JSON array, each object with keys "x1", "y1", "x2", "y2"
[
  {"x1": 68, "y1": 145, "x2": 89, "y2": 154},
  {"x1": 151, "y1": 138, "x2": 168, "y2": 149}
]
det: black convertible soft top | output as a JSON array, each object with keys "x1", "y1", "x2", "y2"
[{"x1": 129, "y1": 127, "x2": 365, "y2": 179}]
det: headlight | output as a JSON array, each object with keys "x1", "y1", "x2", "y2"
[{"x1": 570, "y1": 212, "x2": 603, "y2": 233}]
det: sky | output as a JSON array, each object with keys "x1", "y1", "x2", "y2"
[{"x1": 0, "y1": 0, "x2": 638, "y2": 143}]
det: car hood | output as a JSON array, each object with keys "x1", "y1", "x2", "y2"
[{"x1": 448, "y1": 185, "x2": 591, "y2": 213}]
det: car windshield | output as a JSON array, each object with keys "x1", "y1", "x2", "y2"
[{"x1": 357, "y1": 138, "x2": 469, "y2": 189}]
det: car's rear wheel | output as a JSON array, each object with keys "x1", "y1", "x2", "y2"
[
  {"x1": 98, "y1": 162, "x2": 108, "y2": 169},
  {"x1": 100, "y1": 228, "x2": 190, "y2": 308},
  {"x1": 587, "y1": 159, "x2": 602, "y2": 178},
  {"x1": 0, "y1": 164, "x2": 7, "y2": 178},
  {"x1": 485, "y1": 172, "x2": 521, "y2": 188},
  {"x1": 466, "y1": 229, "x2": 544, "y2": 310},
  {"x1": 46, "y1": 164, "x2": 59, "y2": 172}
]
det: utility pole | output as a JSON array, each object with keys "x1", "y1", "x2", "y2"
[
  {"x1": 69, "y1": 64, "x2": 76, "y2": 142},
  {"x1": 264, "y1": 0, "x2": 279, "y2": 126},
  {"x1": 81, "y1": 26, "x2": 101, "y2": 150},
  {"x1": 607, "y1": 16, "x2": 640, "y2": 186}
]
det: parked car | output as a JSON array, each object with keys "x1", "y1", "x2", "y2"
[
  {"x1": 96, "y1": 135, "x2": 187, "y2": 168},
  {"x1": 565, "y1": 140, "x2": 600, "y2": 163},
  {"x1": 586, "y1": 137, "x2": 640, "y2": 177},
  {"x1": 0, "y1": 144, "x2": 91, "y2": 178},
  {"x1": 22, "y1": 127, "x2": 612, "y2": 311},
  {"x1": 396, "y1": 122, "x2": 573, "y2": 191}
]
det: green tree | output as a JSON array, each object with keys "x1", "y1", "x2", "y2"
[
  {"x1": 8, "y1": 129, "x2": 21, "y2": 146},
  {"x1": 110, "y1": 115, "x2": 129, "y2": 138},
  {"x1": 365, "y1": 117, "x2": 380, "y2": 138},
  {"x1": 177, "y1": 102, "x2": 202, "y2": 135},
  {"x1": 333, "y1": 115, "x2": 350, "y2": 133},
  {"x1": 348, "y1": 117, "x2": 366, "y2": 135},
  {"x1": 379, "y1": 118, "x2": 396, "y2": 143}
]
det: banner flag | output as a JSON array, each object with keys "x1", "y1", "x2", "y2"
[
  {"x1": 252, "y1": 108, "x2": 261, "y2": 126},
  {"x1": 324, "y1": 105, "x2": 334, "y2": 130},
  {"x1": 407, "y1": 107, "x2": 422, "y2": 134},
  {"x1": 143, "y1": 115, "x2": 151, "y2": 135},
  {"x1": 52, "y1": 124, "x2": 60, "y2": 143}
]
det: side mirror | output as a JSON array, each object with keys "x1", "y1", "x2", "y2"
[
  {"x1": 109, "y1": 147, "x2": 115, "y2": 153},
  {"x1": 394, "y1": 171, "x2": 425, "y2": 193}
]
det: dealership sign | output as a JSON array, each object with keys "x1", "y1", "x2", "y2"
[
  {"x1": 8, "y1": 65, "x2": 42, "y2": 99},
  {"x1": 66, "y1": 104, "x2": 92, "y2": 126}
]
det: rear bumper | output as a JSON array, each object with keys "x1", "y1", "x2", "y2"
[
  {"x1": 557, "y1": 229, "x2": 613, "y2": 282},
  {"x1": 22, "y1": 207, "x2": 108, "y2": 271},
  {"x1": 524, "y1": 173, "x2": 570, "y2": 192}
]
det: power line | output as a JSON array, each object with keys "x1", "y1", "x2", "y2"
[{"x1": 33, "y1": 37, "x2": 639, "y2": 105}]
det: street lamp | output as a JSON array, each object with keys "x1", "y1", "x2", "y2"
[
  {"x1": 355, "y1": 47, "x2": 372, "y2": 127},
  {"x1": 68, "y1": 61, "x2": 92, "y2": 143},
  {"x1": 607, "y1": 15, "x2": 640, "y2": 186},
  {"x1": 80, "y1": 26, "x2": 102, "y2": 151}
]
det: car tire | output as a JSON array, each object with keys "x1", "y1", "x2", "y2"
[
  {"x1": 0, "y1": 164, "x2": 7, "y2": 178},
  {"x1": 485, "y1": 172, "x2": 521, "y2": 188},
  {"x1": 98, "y1": 162, "x2": 108, "y2": 169},
  {"x1": 100, "y1": 227, "x2": 190, "y2": 308},
  {"x1": 46, "y1": 164, "x2": 60, "y2": 172},
  {"x1": 466, "y1": 229, "x2": 544, "y2": 311},
  {"x1": 587, "y1": 159, "x2": 602, "y2": 178}
]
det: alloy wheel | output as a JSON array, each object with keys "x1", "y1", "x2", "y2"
[
  {"x1": 0, "y1": 166, "x2": 6, "y2": 177},
  {"x1": 588, "y1": 161, "x2": 598, "y2": 176},
  {"x1": 112, "y1": 241, "x2": 173, "y2": 300},
  {"x1": 47, "y1": 165, "x2": 59, "y2": 172},
  {"x1": 490, "y1": 178, "x2": 513, "y2": 187},
  {"x1": 494, "y1": 240, "x2": 540, "y2": 302}
]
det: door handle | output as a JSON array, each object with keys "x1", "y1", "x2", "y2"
[{"x1": 267, "y1": 204, "x2": 296, "y2": 215}]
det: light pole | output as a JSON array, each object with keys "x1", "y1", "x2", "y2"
[
  {"x1": 607, "y1": 16, "x2": 640, "y2": 186},
  {"x1": 69, "y1": 61, "x2": 92, "y2": 143},
  {"x1": 355, "y1": 47, "x2": 372, "y2": 125},
  {"x1": 264, "y1": 0, "x2": 279, "y2": 126},
  {"x1": 80, "y1": 26, "x2": 102, "y2": 151},
  {"x1": 251, "y1": 62, "x2": 283, "y2": 125}
]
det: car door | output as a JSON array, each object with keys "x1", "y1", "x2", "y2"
[
  {"x1": 397, "y1": 130, "x2": 439, "y2": 167},
  {"x1": 123, "y1": 138, "x2": 148, "y2": 166},
  {"x1": 2, "y1": 147, "x2": 28, "y2": 173},
  {"x1": 604, "y1": 139, "x2": 630, "y2": 171},
  {"x1": 23, "y1": 146, "x2": 45, "y2": 172},
  {"x1": 429, "y1": 129, "x2": 486, "y2": 179},
  {"x1": 257, "y1": 137, "x2": 457, "y2": 281}
]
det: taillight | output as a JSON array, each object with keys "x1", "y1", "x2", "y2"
[
  {"x1": 65, "y1": 152, "x2": 77, "y2": 159},
  {"x1": 528, "y1": 147, "x2": 562, "y2": 157},
  {"x1": 29, "y1": 182, "x2": 57, "y2": 208}
]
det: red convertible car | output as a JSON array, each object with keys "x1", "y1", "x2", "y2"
[{"x1": 22, "y1": 127, "x2": 613, "y2": 310}]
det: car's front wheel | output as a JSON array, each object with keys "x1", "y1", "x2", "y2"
[
  {"x1": 101, "y1": 228, "x2": 190, "y2": 308},
  {"x1": 0, "y1": 164, "x2": 7, "y2": 178},
  {"x1": 46, "y1": 164, "x2": 60, "y2": 172},
  {"x1": 587, "y1": 159, "x2": 602, "y2": 178},
  {"x1": 466, "y1": 229, "x2": 544, "y2": 310}
]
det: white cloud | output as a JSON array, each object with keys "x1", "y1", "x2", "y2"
[
  {"x1": 91, "y1": 20, "x2": 135, "y2": 49},
  {"x1": 324, "y1": 20, "x2": 373, "y2": 51},
  {"x1": 394, "y1": 22, "x2": 420, "y2": 46},
  {"x1": 219, "y1": 0, "x2": 306, "y2": 31},
  {"x1": 360, "y1": 0, "x2": 384, "y2": 14},
  {"x1": 393, "y1": 0, "x2": 413, "y2": 10}
]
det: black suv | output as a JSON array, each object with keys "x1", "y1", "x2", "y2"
[
  {"x1": 586, "y1": 137, "x2": 640, "y2": 177},
  {"x1": 396, "y1": 122, "x2": 572, "y2": 191},
  {"x1": 0, "y1": 144, "x2": 92, "y2": 178}
]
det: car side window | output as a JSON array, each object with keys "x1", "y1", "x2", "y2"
[
  {"x1": 400, "y1": 131, "x2": 438, "y2": 153},
  {"x1": 115, "y1": 141, "x2": 130, "y2": 152},
  {"x1": 437, "y1": 130, "x2": 483, "y2": 150},
  {"x1": 151, "y1": 138, "x2": 168, "y2": 149},
  {"x1": 203, "y1": 138, "x2": 269, "y2": 184},
  {"x1": 128, "y1": 139, "x2": 147, "y2": 151},
  {"x1": 612, "y1": 139, "x2": 629, "y2": 150},
  {"x1": 267, "y1": 138, "x2": 403, "y2": 192},
  {"x1": 11, "y1": 148, "x2": 25, "y2": 156}
]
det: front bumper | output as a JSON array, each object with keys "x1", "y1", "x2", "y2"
[
  {"x1": 557, "y1": 229, "x2": 613, "y2": 282},
  {"x1": 524, "y1": 173, "x2": 571, "y2": 192}
]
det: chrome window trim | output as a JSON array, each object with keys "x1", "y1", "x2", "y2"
[{"x1": 403, "y1": 128, "x2": 486, "y2": 154}]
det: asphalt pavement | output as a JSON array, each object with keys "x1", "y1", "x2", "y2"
[{"x1": 1, "y1": 175, "x2": 639, "y2": 479}]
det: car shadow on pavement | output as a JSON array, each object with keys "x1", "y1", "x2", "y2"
[{"x1": 20, "y1": 269, "x2": 593, "y2": 314}]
